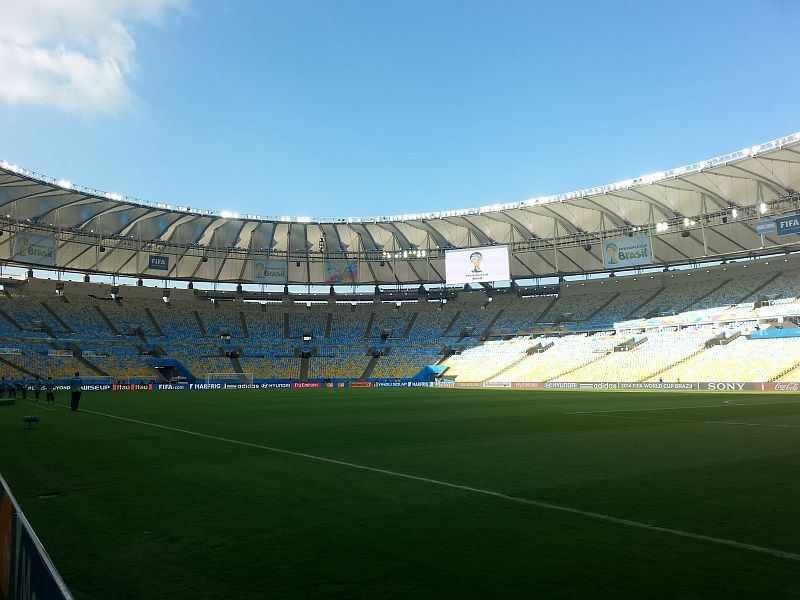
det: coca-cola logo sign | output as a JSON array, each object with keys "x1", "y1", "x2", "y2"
[{"x1": 765, "y1": 382, "x2": 800, "y2": 392}]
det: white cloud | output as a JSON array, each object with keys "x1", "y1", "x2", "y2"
[{"x1": 0, "y1": 0, "x2": 187, "y2": 114}]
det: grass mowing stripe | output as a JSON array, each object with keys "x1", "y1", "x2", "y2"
[
  {"x1": 565, "y1": 399, "x2": 800, "y2": 415},
  {"x1": 577, "y1": 414, "x2": 800, "y2": 428},
  {"x1": 43, "y1": 402, "x2": 800, "y2": 564}
]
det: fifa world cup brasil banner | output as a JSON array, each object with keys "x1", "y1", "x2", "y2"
[
  {"x1": 252, "y1": 258, "x2": 288, "y2": 284},
  {"x1": 11, "y1": 232, "x2": 57, "y2": 266},
  {"x1": 602, "y1": 235, "x2": 652, "y2": 270},
  {"x1": 445, "y1": 246, "x2": 510, "y2": 284},
  {"x1": 324, "y1": 259, "x2": 358, "y2": 285}
]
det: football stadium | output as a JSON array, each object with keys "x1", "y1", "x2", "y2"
[
  {"x1": 2, "y1": 4, "x2": 800, "y2": 599},
  {"x1": 2, "y1": 133, "x2": 800, "y2": 598}
]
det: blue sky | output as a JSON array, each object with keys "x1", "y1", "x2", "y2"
[{"x1": 0, "y1": 0, "x2": 798, "y2": 220}]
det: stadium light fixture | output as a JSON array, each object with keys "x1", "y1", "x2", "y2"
[
  {"x1": 731, "y1": 208, "x2": 738, "y2": 218},
  {"x1": 683, "y1": 218, "x2": 690, "y2": 227},
  {"x1": 759, "y1": 202, "x2": 768, "y2": 214}
]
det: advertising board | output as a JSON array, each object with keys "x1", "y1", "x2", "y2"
[
  {"x1": 148, "y1": 255, "x2": 169, "y2": 271},
  {"x1": 0, "y1": 476, "x2": 72, "y2": 599},
  {"x1": 11, "y1": 233, "x2": 56, "y2": 266},
  {"x1": 323, "y1": 260, "x2": 358, "y2": 285},
  {"x1": 252, "y1": 258, "x2": 288, "y2": 284},
  {"x1": 776, "y1": 213, "x2": 800, "y2": 236},
  {"x1": 601, "y1": 235, "x2": 652, "y2": 269}
]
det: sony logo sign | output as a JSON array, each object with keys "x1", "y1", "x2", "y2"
[{"x1": 706, "y1": 382, "x2": 745, "y2": 391}]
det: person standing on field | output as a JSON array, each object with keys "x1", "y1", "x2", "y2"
[
  {"x1": 45, "y1": 377, "x2": 55, "y2": 407},
  {"x1": 70, "y1": 372, "x2": 83, "y2": 412},
  {"x1": 33, "y1": 378, "x2": 42, "y2": 401}
]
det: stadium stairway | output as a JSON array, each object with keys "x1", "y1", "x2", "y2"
[
  {"x1": 641, "y1": 346, "x2": 708, "y2": 382},
  {"x1": 0, "y1": 355, "x2": 39, "y2": 378},
  {"x1": 536, "y1": 295, "x2": 561, "y2": 322},
  {"x1": 545, "y1": 351, "x2": 610, "y2": 382},
  {"x1": 229, "y1": 355, "x2": 246, "y2": 379},
  {"x1": 743, "y1": 271, "x2": 784, "y2": 303},
  {"x1": 481, "y1": 309, "x2": 505, "y2": 336},
  {"x1": 363, "y1": 312, "x2": 376, "y2": 338},
  {"x1": 144, "y1": 308, "x2": 165, "y2": 336},
  {"x1": 768, "y1": 359, "x2": 800, "y2": 382},
  {"x1": 584, "y1": 293, "x2": 620, "y2": 323},
  {"x1": 434, "y1": 348, "x2": 454, "y2": 366},
  {"x1": 300, "y1": 356, "x2": 310, "y2": 381},
  {"x1": 681, "y1": 279, "x2": 733, "y2": 312},
  {"x1": 623, "y1": 287, "x2": 664, "y2": 319},
  {"x1": 78, "y1": 355, "x2": 109, "y2": 377},
  {"x1": 324, "y1": 313, "x2": 333, "y2": 338},
  {"x1": 283, "y1": 313, "x2": 290, "y2": 339},
  {"x1": 360, "y1": 354, "x2": 381, "y2": 381},
  {"x1": 484, "y1": 353, "x2": 531, "y2": 382},
  {"x1": 443, "y1": 311, "x2": 462, "y2": 336},
  {"x1": 41, "y1": 302, "x2": 75, "y2": 334},
  {"x1": 194, "y1": 310, "x2": 209, "y2": 337},
  {"x1": 403, "y1": 312, "x2": 419, "y2": 339},
  {"x1": 94, "y1": 306, "x2": 121, "y2": 335},
  {"x1": 0, "y1": 308, "x2": 24, "y2": 332},
  {"x1": 239, "y1": 312, "x2": 250, "y2": 338}
]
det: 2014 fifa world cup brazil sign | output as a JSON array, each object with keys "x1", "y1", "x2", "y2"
[
  {"x1": 602, "y1": 235, "x2": 652, "y2": 269},
  {"x1": 11, "y1": 233, "x2": 56, "y2": 267}
]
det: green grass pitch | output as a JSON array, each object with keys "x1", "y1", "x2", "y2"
[{"x1": 2, "y1": 388, "x2": 800, "y2": 599}]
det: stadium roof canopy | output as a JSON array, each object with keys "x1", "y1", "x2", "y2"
[{"x1": 1, "y1": 131, "x2": 800, "y2": 285}]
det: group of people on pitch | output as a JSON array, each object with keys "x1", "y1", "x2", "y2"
[{"x1": 0, "y1": 372, "x2": 84, "y2": 411}]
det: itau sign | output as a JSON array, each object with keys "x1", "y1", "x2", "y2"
[{"x1": 602, "y1": 235, "x2": 652, "y2": 269}]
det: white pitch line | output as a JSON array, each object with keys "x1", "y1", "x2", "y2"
[
  {"x1": 565, "y1": 399, "x2": 800, "y2": 415},
  {"x1": 579, "y1": 414, "x2": 800, "y2": 429},
  {"x1": 31, "y1": 402, "x2": 800, "y2": 563}
]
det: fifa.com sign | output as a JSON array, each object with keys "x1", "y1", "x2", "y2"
[{"x1": 602, "y1": 235, "x2": 652, "y2": 270}]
